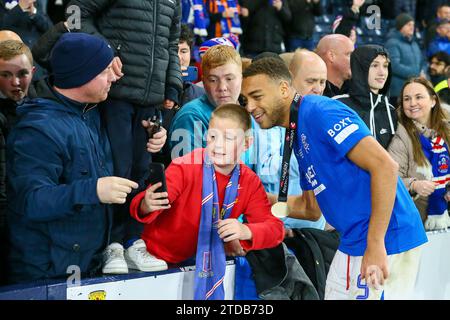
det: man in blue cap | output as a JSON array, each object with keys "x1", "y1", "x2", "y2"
[{"x1": 6, "y1": 32, "x2": 166, "y2": 283}]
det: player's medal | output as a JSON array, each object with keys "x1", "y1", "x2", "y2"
[{"x1": 271, "y1": 201, "x2": 289, "y2": 218}]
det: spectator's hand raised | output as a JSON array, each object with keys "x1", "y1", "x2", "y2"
[
  {"x1": 97, "y1": 177, "x2": 139, "y2": 204},
  {"x1": 112, "y1": 56, "x2": 124, "y2": 80},
  {"x1": 19, "y1": 0, "x2": 35, "y2": 12},
  {"x1": 272, "y1": 0, "x2": 283, "y2": 11},
  {"x1": 140, "y1": 182, "x2": 170, "y2": 214},
  {"x1": 141, "y1": 119, "x2": 167, "y2": 153},
  {"x1": 353, "y1": 0, "x2": 365, "y2": 8}
]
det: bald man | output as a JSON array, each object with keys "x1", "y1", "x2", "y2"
[
  {"x1": 316, "y1": 34, "x2": 354, "y2": 97},
  {"x1": 290, "y1": 49, "x2": 327, "y2": 95},
  {"x1": 0, "y1": 30, "x2": 22, "y2": 42},
  {"x1": 279, "y1": 52, "x2": 294, "y2": 68}
]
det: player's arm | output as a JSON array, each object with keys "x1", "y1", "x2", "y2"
[
  {"x1": 286, "y1": 191, "x2": 322, "y2": 221},
  {"x1": 347, "y1": 136, "x2": 399, "y2": 283}
]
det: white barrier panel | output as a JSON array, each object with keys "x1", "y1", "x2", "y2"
[
  {"x1": 67, "y1": 262, "x2": 236, "y2": 300},
  {"x1": 412, "y1": 229, "x2": 450, "y2": 299},
  {"x1": 4, "y1": 230, "x2": 448, "y2": 300}
]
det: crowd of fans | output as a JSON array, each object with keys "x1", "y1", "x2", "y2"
[{"x1": 0, "y1": 0, "x2": 449, "y2": 300}]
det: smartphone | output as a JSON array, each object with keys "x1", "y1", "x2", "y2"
[
  {"x1": 147, "y1": 109, "x2": 163, "y2": 139},
  {"x1": 147, "y1": 162, "x2": 167, "y2": 193},
  {"x1": 182, "y1": 66, "x2": 198, "y2": 82}
]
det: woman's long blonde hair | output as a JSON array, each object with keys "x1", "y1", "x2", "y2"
[{"x1": 398, "y1": 77, "x2": 450, "y2": 166}]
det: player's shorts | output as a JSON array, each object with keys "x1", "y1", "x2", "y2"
[{"x1": 325, "y1": 245, "x2": 423, "y2": 300}]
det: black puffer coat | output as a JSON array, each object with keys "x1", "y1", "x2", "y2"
[{"x1": 68, "y1": 0, "x2": 182, "y2": 107}]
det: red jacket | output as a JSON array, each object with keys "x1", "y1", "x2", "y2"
[{"x1": 130, "y1": 148, "x2": 284, "y2": 263}]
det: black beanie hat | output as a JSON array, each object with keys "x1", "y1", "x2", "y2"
[
  {"x1": 50, "y1": 33, "x2": 114, "y2": 89},
  {"x1": 396, "y1": 13, "x2": 414, "y2": 31}
]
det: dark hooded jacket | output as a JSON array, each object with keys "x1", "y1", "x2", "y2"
[
  {"x1": 336, "y1": 45, "x2": 398, "y2": 149},
  {"x1": 6, "y1": 79, "x2": 113, "y2": 283}
]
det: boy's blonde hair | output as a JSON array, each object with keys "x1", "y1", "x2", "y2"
[
  {"x1": 202, "y1": 45, "x2": 242, "y2": 73},
  {"x1": 211, "y1": 103, "x2": 251, "y2": 132},
  {"x1": 0, "y1": 40, "x2": 33, "y2": 65}
]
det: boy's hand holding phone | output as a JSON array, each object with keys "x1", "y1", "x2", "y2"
[{"x1": 141, "y1": 182, "x2": 170, "y2": 214}]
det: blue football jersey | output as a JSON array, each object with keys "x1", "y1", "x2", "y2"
[{"x1": 293, "y1": 95, "x2": 427, "y2": 256}]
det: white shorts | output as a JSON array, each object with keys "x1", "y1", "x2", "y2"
[{"x1": 325, "y1": 246, "x2": 423, "y2": 300}]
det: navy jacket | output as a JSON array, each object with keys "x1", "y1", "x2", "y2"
[
  {"x1": 385, "y1": 29, "x2": 425, "y2": 97},
  {"x1": 6, "y1": 81, "x2": 114, "y2": 283}
]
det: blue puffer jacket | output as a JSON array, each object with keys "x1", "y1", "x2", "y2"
[
  {"x1": 6, "y1": 83, "x2": 114, "y2": 284},
  {"x1": 385, "y1": 29, "x2": 425, "y2": 97}
]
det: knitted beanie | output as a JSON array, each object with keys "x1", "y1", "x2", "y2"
[
  {"x1": 50, "y1": 33, "x2": 114, "y2": 89},
  {"x1": 396, "y1": 13, "x2": 414, "y2": 31}
]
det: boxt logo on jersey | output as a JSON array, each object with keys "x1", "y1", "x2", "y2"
[{"x1": 327, "y1": 117, "x2": 359, "y2": 145}]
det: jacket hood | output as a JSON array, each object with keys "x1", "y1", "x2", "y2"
[
  {"x1": 343, "y1": 45, "x2": 396, "y2": 142},
  {"x1": 17, "y1": 78, "x2": 94, "y2": 119},
  {"x1": 348, "y1": 44, "x2": 392, "y2": 100}
]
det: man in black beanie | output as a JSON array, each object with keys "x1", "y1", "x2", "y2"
[
  {"x1": 67, "y1": 0, "x2": 182, "y2": 274},
  {"x1": 5, "y1": 32, "x2": 167, "y2": 283},
  {"x1": 395, "y1": 13, "x2": 415, "y2": 32},
  {"x1": 385, "y1": 13, "x2": 425, "y2": 101}
]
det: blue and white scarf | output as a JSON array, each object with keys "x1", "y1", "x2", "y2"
[
  {"x1": 420, "y1": 134, "x2": 450, "y2": 215},
  {"x1": 194, "y1": 153, "x2": 240, "y2": 300},
  {"x1": 216, "y1": 0, "x2": 242, "y2": 37},
  {"x1": 192, "y1": 0, "x2": 208, "y2": 36}
]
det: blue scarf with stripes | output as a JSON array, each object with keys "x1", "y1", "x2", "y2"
[
  {"x1": 420, "y1": 134, "x2": 450, "y2": 215},
  {"x1": 194, "y1": 153, "x2": 240, "y2": 300},
  {"x1": 192, "y1": 0, "x2": 208, "y2": 36}
]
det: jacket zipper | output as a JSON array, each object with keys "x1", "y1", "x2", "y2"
[{"x1": 144, "y1": 0, "x2": 157, "y2": 104}]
